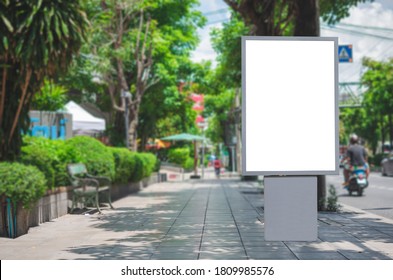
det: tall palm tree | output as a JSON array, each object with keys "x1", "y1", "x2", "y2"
[{"x1": 0, "y1": 0, "x2": 89, "y2": 161}]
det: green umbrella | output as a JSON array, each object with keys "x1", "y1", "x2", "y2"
[{"x1": 161, "y1": 133, "x2": 206, "y2": 178}]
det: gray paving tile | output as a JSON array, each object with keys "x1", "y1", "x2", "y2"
[
  {"x1": 247, "y1": 251, "x2": 298, "y2": 260},
  {"x1": 150, "y1": 252, "x2": 199, "y2": 260},
  {"x1": 199, "y1": 247, "x2": 247, "y2": 260},
  {"x1": 203, "y1": 232, "x2": 240, "y2": 238},
  {"x1": 295, "y1": 252, "x2": 348, "y2": 260},
  {"x1": 199, "y1": 254, "x2": 248, "y2": 260},
  {"x1": 160, "y1": 240, "x2": 201, "y2": 247},
  {"x1": 154, "y1": 246, "x2": 200, "y2": 253},
  {"x1": 285, "y1": 242, "x2": 336, "y2": 253},
  {"x1": 202, "y1": 236, "x2": 241, "y2": 242},
  {"x1": 245, "y1": 246, "x2": 289, "y2": 253},
  {"x1": 202, "y1": 240, "x2": 243, "y2": 247},
  {"x1": 338, "y1": 250, "x2": 393, "y2": 260}
]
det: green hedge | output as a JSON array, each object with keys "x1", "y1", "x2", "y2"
[
  {"x1": 130, "y1": 153, "x2": 144, "y2": 182},
  {"x1": 65, "y1": 136, "x2": 115, "y2": 180},
  {"x1": 110, "y1": 147, "x2": 136, "y2": 183},
  {"x1": 139, "y1": 152, "x2": 157, "y2": 178},
  {"x1": 2, "y1": 136, "x2": 158, "y2": 209},
  {"x1": 0, "y1": 162, "x2": 47, "y2": 208},
  {"x1": 21, "y1": 136, "x2": 157, "y2": 189},
  {"x1": 183, "y1": 157, "x2": 194, "y2": 171},
  {"x1": 20, "y1": 145, "x2": 55, "y2": 189},
  {"x1": 21, "y1": 136, "x2": 82, "y2": 187},
  {"x1": 168, "y1": 147, "x2": 190, "y2": 166},
  {"x1": 168, "y1": 147, "x2": 195, "y2": 170}
]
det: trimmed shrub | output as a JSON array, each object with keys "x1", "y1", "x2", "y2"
[
  {"x1": 168, "y1": 147, "x2": 194, "y2": 170},
  {"x1": 109, "y1": 150, "x2": 157, "y2": 183},
  {"x1": 168, "y1": 147, "x2": 190, "y2": 166},
  {"x1": 65, "y1": 136, "x2": 115, "y2": 179},
  {"x1": 130, "y1": 153, "x2": 144, "y2": 182},
  {"x1": 183, "y1": 157, "x2": 195, "y2": 171},
  {"x1": 139, "y1": 152, "x2": 157, "y2": 178},
  {"x1": 154, "y1": 158, "x2": 161, "y2": 172},
  {"x1": 110, "y1": 147, "x2": 136, "y2": 183},
  {"x1": 0, "y1": 162, "x2": 47, "y2": 208},
  {"x1": 20, "y1": 145, "x2": 55, "y2": 189},
  {"x1": 22, "y1": 136, "x2": 82, "y2": 187}
]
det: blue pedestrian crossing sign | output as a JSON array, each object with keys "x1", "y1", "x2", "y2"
[{"x1": 338, "y1": 45, "x2": 353, "y2": 63}]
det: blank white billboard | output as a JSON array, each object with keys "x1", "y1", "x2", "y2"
[{"x1": 242, "y1": 37, "x2": 339, "y2": 175}]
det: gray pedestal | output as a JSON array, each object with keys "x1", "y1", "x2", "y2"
[{"x1": 264, "y1": 176, "x2": 317, "y2": 241}]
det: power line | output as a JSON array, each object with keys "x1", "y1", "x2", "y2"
[
  {"x1": 321, "y1": 24, "x2": 393, "y2": 41},
  {"x1": 204, "y1": 8, "x2": 228, "y2": 16},
  {"x1": 206, "y1": 18, "x2": 229, "y2": 26},
  {"x1": 337, "y1": 22, "x2": 393, "y2": 33}
]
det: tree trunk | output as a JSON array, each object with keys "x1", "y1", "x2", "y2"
[
  {"x1": 294, "y1": 0, "x2": 320, "y2": 36},
  {"x1": 0, "y1": 67, "x2": 31, "y2": 162},
  {"x1": 128, "y1": 112, "x2": 139, "y2": 151},
  {"x1": 294, "y1": 0, "x2": 325, "y2": 211}
]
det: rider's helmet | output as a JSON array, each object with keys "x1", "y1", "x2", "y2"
[{"x1": 349, "y1": 133, "x2": 359, "y2": 144}]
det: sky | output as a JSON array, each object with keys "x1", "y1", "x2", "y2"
[{"x1": 191, "y1": 0, "x2": 393, "y2": 84}]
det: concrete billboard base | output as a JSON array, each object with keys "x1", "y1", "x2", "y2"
[{"x1": 264, "y1": 176, "x2": 317, "y2": 241}]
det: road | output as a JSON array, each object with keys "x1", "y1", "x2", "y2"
[{"x1": 326, "y1": 170, "x2": 393, "y2": 220}]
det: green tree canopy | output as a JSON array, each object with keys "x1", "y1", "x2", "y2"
[
  {"x1": 361, "y1": 57, "x2": 393, "y2": 149},
  {"x1": 62, "y1": 0, "x2": 206, "y2": 150},
  {"x1": 0, "y1": 0, "x2": 88, "y2": 161}
]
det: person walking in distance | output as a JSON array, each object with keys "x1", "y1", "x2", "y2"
[{"x1": 213, "y1": 157, "x2": 222, "y2": 178}]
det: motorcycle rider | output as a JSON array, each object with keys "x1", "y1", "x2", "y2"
[{"x1": 343, "y1": 134, "x2": 370, "y2": 186}]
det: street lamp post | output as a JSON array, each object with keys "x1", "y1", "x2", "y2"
[{"x1": 121, "y1": 90, "x2": 132, "y2": 149}]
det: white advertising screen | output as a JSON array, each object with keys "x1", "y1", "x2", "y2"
[{"x1": 242, "y1": 37, "x2": 339, "y2": 175}]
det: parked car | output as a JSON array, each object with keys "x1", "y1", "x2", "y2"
[{"x1": 381, "y1": 153, "x2": 393, "y2": 176}]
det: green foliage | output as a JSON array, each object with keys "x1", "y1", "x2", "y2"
[
  {"x1": 20, "y1": 145, "x2": 56, "y2": 189},
  {"x1": 167, "y1": 147, "x2": 195, "y2": 170},
  {"x1": 65, "y1": 136, "x2": 115, "y2": 180},
  {"x1": 109, "y1": 149, "x2": 157, "y2": 183},
  {"x1": 110, "y1": 147, "x2": 136, "y2": 184},
  {"x1": 139, "y1": 152, "x2": 158, "y2": 178},
  {"x1": 368, "y1": 153, "x2": 386, "y2": 168},
  {"x1": 204, "y1": 89, "x2": 236, "y2": 144},
  {"x1": 325, "y1": 185, "x2": 341, "y2": 212},
  {"x1": 20, "y1": 136, "x2": 157, "y2": 188},
  {"x1": 0, "y1": 0, "x2": 89, "y2": 161},
  {"x1": 22, "y1": 136, "x2": 82, "y2": 187},
  {"x1": 168, "y1": 147, "x2": 190, "y2": 166},
  {"x1": 31, "y1": 79, "x2": 68, "y2": 111},
  {"x1": 340, "y1": 58, "x2": 393, "y2": 155},
  {"x1": 62, "y1": 0, "x2": 207, "y2": 147},
  {"x1": 130, "y1": 153, "x2": 145, "y2": 182},
  {"x1": 320, "y1": 0, "x2": 372, "y2": 25},
  {"x1": 210, "y1": 15, "x2": 248, "y2": 89},
  {"x1": 0, "y1": 162, "x2": 47, "y2": 208},
  {"x1": 183, "y1": 157, "x2": 195, "y2": 171}
]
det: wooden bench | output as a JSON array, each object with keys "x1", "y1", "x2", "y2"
[{"x1": 67, "y1": 163, "x2": 114, "y2": 213}]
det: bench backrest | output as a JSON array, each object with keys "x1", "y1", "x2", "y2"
[{"x1": 67, "y1": 163, "x2": 88, "y2": 177}]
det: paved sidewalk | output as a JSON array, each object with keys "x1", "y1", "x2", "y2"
[{"x1": 1, "y1": 172, "x2": 393, "y2": 260}]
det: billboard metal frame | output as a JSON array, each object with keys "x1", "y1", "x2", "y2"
[{"x1": 242, "y1": 36, "x2": 339, "y2": 176}]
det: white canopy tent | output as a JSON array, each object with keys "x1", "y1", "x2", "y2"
[{"x1": 64, "y1": 101, "x2": 106, "y2": 133}]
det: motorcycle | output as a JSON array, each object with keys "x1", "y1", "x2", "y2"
[{"x1": 345, "y1": 167, "x2": 368, "y2": 196}]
